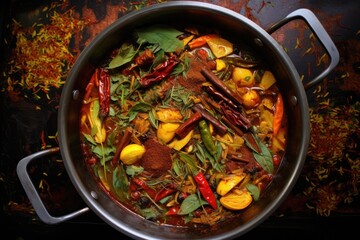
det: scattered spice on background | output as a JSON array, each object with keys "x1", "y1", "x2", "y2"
[
  {"x1": 305, "y1": 85, "x2": 359, "y2": 216},
  {"x1": 4, "y1": 0, "x2": 89, "y2": 99}
]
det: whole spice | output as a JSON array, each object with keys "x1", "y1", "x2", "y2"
[
  {"x1": 204, "y1": 85, "x2": 238, "y2": 109},
  {"x1": 194, "y1": 172, "x2": 218, "y2": 210},
  {"x1": 112, "y1": 127, "x2": 132, "y2": 166},
  {"x1": 98, "y1": 68, "x2": 111, "y2": 117},
  {"x1": 221, "y1": 103, "x2": 252, "y2": 130},
  {"x1": 175, "y1": 112, "x2": 203, "y2": 138},
  {"x1": 192, "y1": 103, "x2": 227, "y2": 136},
  {"x1": 139, "y1": 55, "x2": 179, "y2": 87},
  {"x1": 154, "y1": 183, "x2": 178, "y2": 202},
  {"x1": 201, "y1": 67, "x2": 243, "y2": 107}
]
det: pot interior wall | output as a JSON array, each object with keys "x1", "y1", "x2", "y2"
[{"x1": 59, "y1": 2, "x2": 309, "y2": 239}]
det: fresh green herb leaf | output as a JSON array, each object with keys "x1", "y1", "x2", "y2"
[
  {"x1": 82, "y1": 133, "x2": 96, "y2": 145},
  {"x1": 125, "y1": 165, "x2": 144, "y2": 177},
  {"x1": 108, "y1": 42, "x2": 138, "y2": 69},
  {"x1": 252, "y1": 134, "x2": 274, "y2": 173},
  {"x1": 113, "y1": 164, "x2": 130, "y2": 200},
  {"x1": 135, "y1": 25, "x2": 184, "y2": 53},
  {"x1": 128, "y1": 102, "x2": 153, "y2": 122},
  {"x1": 178, "y1": 193, "x2": 207, "y2": 215},
  {"x1": 246, "y1": 183, "x2": 260, "y2": 201},
  {"x1": 148, "y1": 108, "x2": 158, "y2": 129},
  {"x1": 138, "y1": 206, "x2": 162, "y2": 220},
  {"x1": 178, "y1": 152, "x2": 197, "y2": 175}
]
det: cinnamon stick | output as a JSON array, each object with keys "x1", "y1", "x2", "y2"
[
  {"x1": 175, "y1": 112, "x2": 203, "y2": 139},
  {"x1": 201, "y1": 68, "x2": 243, "y2": 107},
  {"x1": 193, "y1": 104, "x2": 227, "y2": 136},
  {"x1": 112, "y1": 127, "x2": 133, "y2": 166},
  {"x1": 221, "y1": 116, "x2": 244, "y2": 136}
]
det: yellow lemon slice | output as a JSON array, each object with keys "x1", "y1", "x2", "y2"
[
  {"x1": 207, "y1": 37, "x2": 233, "y2": 58},
  {"x1": 220, "y1": 188, "x2": 253, "y2": 210}
]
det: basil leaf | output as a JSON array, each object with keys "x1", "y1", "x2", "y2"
[
  {"x1": 178, "y1": 194, "x2": 207, "y2": 215},
  {"x1": 125, "y1": 165, "x2": 144, "y2": 177},
  {"x1": 246, "y1": 183, "x2": 260, "y2": 201},
  {"x1": 246, "y1": 132, "x2": 274, "y2": 173},
  {"x1": 82, "y1": 133, "x2": 96, "y2": 145},
  {"x1": 128, "y1": 102, "x2": 152, "y2": 122},
  {"x1": 139, "y1": 206, "x2": 161, "y2": 220},
  {"x1": 108, "y1": 42, "x2": 137, "y2": 69},
  {"x1": 135, "y1": 25, "x2": 184, "y2": 53},
  {"x1": 113, "y1": 164, "x2": 129, "y2": 200}
]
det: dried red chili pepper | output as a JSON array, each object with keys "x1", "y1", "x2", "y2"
[
  {"x1": 194, "y1": 172, "x2": 218, "y2": 210},
  {"x1": 132, "y1": 178, "x2": 157, "y2": 199},
  {"x1": 135, "y1": 48, "x2": 155, "y2": 67},
  {"x1": 221, "y1": 103, "x2": 252, "y2": 130},
  {"x1": 98, "y1": 68, "x2": 110, "y2": 117},
  {"x1": 154, "y1": 183, "x2": 177, "y2": 202},
  {"x1": 139, "y1": 55, "x2": 179, "y2": 87},
  {"x1": 203, "y1": 85, "x2": 238, "y2": 110},
  {"x1": 165, "y1": 206, "x2": 180, "y2": 216}
]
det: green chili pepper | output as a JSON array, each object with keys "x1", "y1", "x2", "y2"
[{"x1": 198, "y1": 120, "x2": 217, "y2": 156}]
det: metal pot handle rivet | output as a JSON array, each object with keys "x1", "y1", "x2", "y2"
[
  {"x1": 72, "y1": 89, "x2": 80, "y2": 100},
  {"x1": 16, "y1": 147, "x2": 90, "y2": 224},
  {"x1": 91, "y1": 191, "x2": 99, "y2": 200},
  {"x1": 254, "y1": 38, "x2": 263, "y2": 47},
  {"x1": 290, "y1": 96, "x2": 298, "y2": 106}
]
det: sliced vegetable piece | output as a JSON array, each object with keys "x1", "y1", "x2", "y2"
[
  {"x1": 219, "y1": 188, "x2": 252, "y2": 210},
  {"x1": 273, "y1": 93, "x2": 284, "y2": 135},
  {"x1": 120, "y1": 144, "x2": 145, "y2": 165},
  {"x1": 216, "y1": 174, "x2": 245, "y2": 196},
  {"x1": 232, "y1": 67, "x2": 254, "y2": 86},
  {"x1": 207, "y1": 37, "x2": 233, "y2": 58},
  {"x1": 88, "y1": 100, "x2": 106, "y2": 143},
  {"x1": 168, "y1": 130, "x2": 194, "y2": 151},
  {"x1": 259, "y1": 70, "x2": 276, "y2": 90},
  {"x1": 216, "y1": 59, "x2": 226, "y2": 71},
  {"x1": 157, "y1": 122, "x2": 181, "y2": 143},
  {"x1": 188, "y1": 34, "x2": 218, "y2": 49},
  {"x1": 156, "y1": 108, "x2": 183, "y2": 122}
]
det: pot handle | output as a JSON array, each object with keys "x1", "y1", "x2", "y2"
[
  {"x1": 267, "y1": 8, "x2": 339, "y2": 90},
  {"x1": 16, "y1": 147, "x2": 90, "y2": 224}
]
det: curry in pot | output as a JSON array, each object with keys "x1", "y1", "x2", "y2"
[{"x1": 79, "y1": 25, "x2": 287, "y2": 227}]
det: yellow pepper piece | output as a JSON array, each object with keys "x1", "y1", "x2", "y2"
[
  {"x1": 120, "y1": 144, "x2": 145, "y2": 165},
  {"x1": 220, "y1": 188, "x2": 253, "y2": 210},
  {"x1": 88, "y1": 100, "x2": 106, "y2": 143},
  {"x1": 232, "y1": 67, "x2": 254, "y2": 86},
  {"x1": 259, "y1": 70, "x2": 276, "y2": 90},
  {"x1": 157, "y1": 122, "x2": 181, "y2": 143},
  {"x1": 206, "y1": 37, "x2": 233, "y2": 58},
  {"x1": 215, "y1": 59, "x2": 226, "y2": 71},
  {"x1": 182, "y1": 35, "x2": 194, "y2": 46},
  {"x1": 168, "y1": 130, "x2": 193, "y2": 151},
  {"x1": 156, "y1": 108, "x2": 183, "y2": 122},
  {"x1": 216, "y1": 174, "x2": 245, "y2": 196}
]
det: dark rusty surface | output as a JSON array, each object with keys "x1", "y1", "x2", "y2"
[{"x1": 0, "y1": 0, "x2": 359, "y2": 239}]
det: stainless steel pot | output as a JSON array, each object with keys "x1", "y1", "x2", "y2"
[{"x1": 17, "y1": 1, "x2": 339, "y2": 239}]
